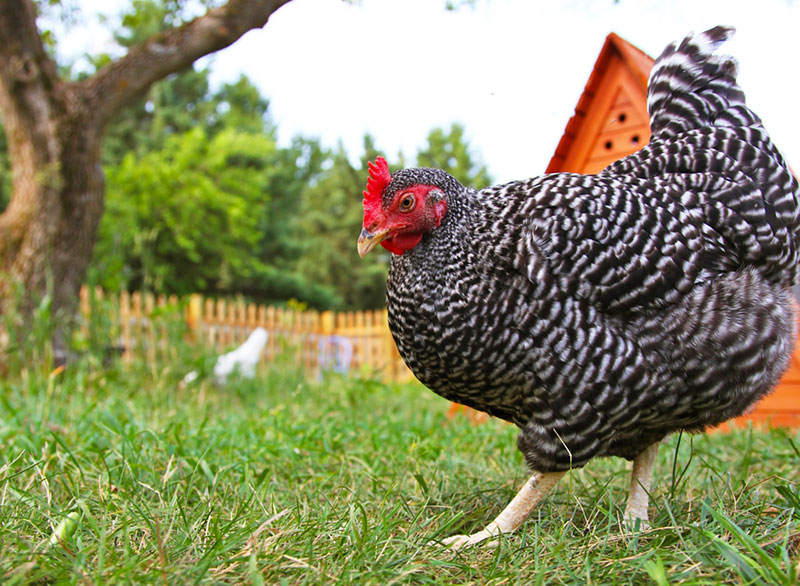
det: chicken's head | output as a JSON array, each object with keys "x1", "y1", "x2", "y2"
[{"x1": 357, "y1": 156, "x2": 451, "y2": 257}]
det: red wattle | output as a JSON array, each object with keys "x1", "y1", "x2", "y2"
[{"x1": 381, "y1": 233, "x2": 423, "y2": 255}]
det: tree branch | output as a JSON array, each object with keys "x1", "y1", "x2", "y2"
[{"x1": 80, "y1": 0, "x2": 293, "y2": 128}]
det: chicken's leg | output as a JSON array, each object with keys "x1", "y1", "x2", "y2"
[
  {"x1": 439, "y1": 471, "x2": 565, "y2": 549},
  {"x1": 624, "y1": 442, "x2": 659, "y2": 528}
]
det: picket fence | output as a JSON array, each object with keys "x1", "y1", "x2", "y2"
[
  {"x1": 77, "y1": 286, "x2": 800, "y2": 428},
  {"x1": 79, "y1": 286, "x2": 413, "y2": 381}
]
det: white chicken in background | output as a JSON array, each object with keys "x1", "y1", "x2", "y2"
[
  {"x1": 213, "y1": 327, "x2": 269, "y2": 384},
  {"x1": 181, "y1": 327, "x2": 268, "y2": 387}
]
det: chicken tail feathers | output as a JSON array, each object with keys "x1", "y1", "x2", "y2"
[
  {"x1": 626, "y1": 26, "x2": 800, "y2": 287},
  {"x1": 647, "y1": 26, "x2": 757, "y2": 138}
]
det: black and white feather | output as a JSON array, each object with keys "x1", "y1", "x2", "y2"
[{"x1": 382, "y1": 27, "x2": 800, "y2": 472}]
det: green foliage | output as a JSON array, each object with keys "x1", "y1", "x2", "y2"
[
  {"x1": 211, "y1": 75, "x2": 272, "y2": 135},
  {"x1": 93, "y1": 116, "x2": 495, "y2": 308},
  {"x1": 256, "y1": 136, "x2": 327, "y2": 267},
  {"x1": 94, "y1": 125, "x2": 343, "y2": 308},
  {"x1": 237, "y1": 136, "x2": 347, "y2": 308},
  {"x1": 102, "y1": 69, "x2": 272, "y2": 167},
  {"x1": 114, "y1": 0, "x2": 216, "y2": 47},
  {"x1": 293, "y1": 141, "x2": 392, "y2": 310},
  {"x1": 102, "y1": 68, "x2": 212, "y2": 165},
  {"x1": 0, "y1": 278, "x2": 58, "y2": 372},
  {"x1": 115, "y1": 0, "x2": 177, "y2": 44},
  {"x1": 98, "y1": 1, "x2": 272, "y2": 166},
  {"x1": 11, "y1": 0, "x2": 498, "y2": 311},
  {"x1": 92, "y1": 128, "x2": 272, "y2": 294},
  {"x1": 88, "y1": 0, "x2": 338, "y2": 305}
]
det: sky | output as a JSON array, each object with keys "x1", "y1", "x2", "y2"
[{"x1": 59, "y1": 0, "x2": 800, "y2": 184}]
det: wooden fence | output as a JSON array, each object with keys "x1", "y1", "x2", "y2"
[
  {"x1": 79, "y1": 286, "x2": 413, "y2": 381},
  {"x1": 77, "y1": 287, "x2": 800, "y2": 428}
]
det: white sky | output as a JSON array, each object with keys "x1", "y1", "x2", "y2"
[{"x1": 59, "y1": 0, "x2": 800, "y2": 183}]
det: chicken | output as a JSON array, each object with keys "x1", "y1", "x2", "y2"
[
  {"x1": 357, "y1": 26, "x2": 800, "y2": 548},
  {"x1": 212, "y1": 327, "x2": 268, "y2": 384},
  {"x1": 182, "y1": 327, "x2": 269, "y2": 387}
]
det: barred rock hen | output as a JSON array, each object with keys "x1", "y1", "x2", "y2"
[{"x1": 357, "y1": 27, "x2": 800, "y2": 548}]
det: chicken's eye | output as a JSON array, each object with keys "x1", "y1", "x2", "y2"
[{"x1": 398, "y1": 194, "x2": 416, "y2": 212}]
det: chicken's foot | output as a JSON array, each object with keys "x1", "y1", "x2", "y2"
[
  {"x1": 438, "y1": 471, "x2": 565, "y2": 549},
  {"x1": 624, "y1": 442, "x2": 659, "y2": 529}
]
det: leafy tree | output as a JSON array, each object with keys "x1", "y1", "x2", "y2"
[
  {"x1": 210, "y1": 74, "x2": 272, "y2": 136},
  {"x1": 88, "y1": 0, "x2": 342, "y2": 307},
  {"x1": 102, "y1": 66, "x2": 218, "y2": 165},
  {"x1": 294, "y1": 141, "x2": 392, "y2": 310},
  {"x1": 0, "y1": 0, "x2": 293, "y2": 358},
  {"x1": 102, "y1": 67, "x2": 273, "y2": 165},
  {"x1": 94, "y1": 125, "x2": 342, "y2": 307},
  {"x1": 2, "y1": 0, "x2": 497, "y2": 348},
  {"x1": 98, "y1": 1, "x2": 274, "y2": 164},
  {"x1": 416, "y1": 123, "x2": 492, "y2": 189},
  {"x1": 92, "y1": 128, "x2": 272, "y2": 294},
  {"x1": 239, "y1": 136, "x2": 342, "y2": 305}
]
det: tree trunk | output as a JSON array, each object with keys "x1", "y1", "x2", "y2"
[{"x1": 0, "y1": 0, "x2": 292, "y2": 362}]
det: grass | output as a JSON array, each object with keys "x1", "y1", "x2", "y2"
[{"x1": 1, "y1": 333, "x2": 799, "y2": 584}]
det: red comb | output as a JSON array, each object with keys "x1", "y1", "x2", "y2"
[{"x1": 362, "y1": 156, "x2": 391, "y2": 226}]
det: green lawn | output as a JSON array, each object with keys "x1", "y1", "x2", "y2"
[{"x1": 1, "y1": 340, "x2": 799, "y2": 584}]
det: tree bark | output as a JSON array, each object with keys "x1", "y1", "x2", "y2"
[{"x1": 0, "y1": 0, "x2": 292, "y2": 361}]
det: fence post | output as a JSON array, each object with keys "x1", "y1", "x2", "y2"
[
  {"x1": 120, "y1": 291, "x2": 132, "y2": 364},
  {"x1": 91, "y1": 288, "x2": 415, "y2": 383},
  {"x1": 144, "y1": 292, "x2": 156, "y2": 363},
  {"x1": 321, "y1": 311, "x2": 335, "y2": 335},
  {"x1": 187, "y1": 294, "x2": 202, "y2": 340}
]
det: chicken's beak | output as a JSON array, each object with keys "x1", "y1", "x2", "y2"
[{"x1": 358, "y1": 227, "x2": 390, "y2": 258}]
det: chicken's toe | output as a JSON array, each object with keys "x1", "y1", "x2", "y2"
[{"x1": 440, "y1": 530, "x2": 494, "y2": 549}]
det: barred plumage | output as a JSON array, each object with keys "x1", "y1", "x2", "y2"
[{"x1": 358, "y1": 26, "x2": 799, "y2": 543}]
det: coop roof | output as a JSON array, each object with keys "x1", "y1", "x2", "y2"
[{"x1": 546, "y1": 32, "x2": 655, "y2": 175}]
